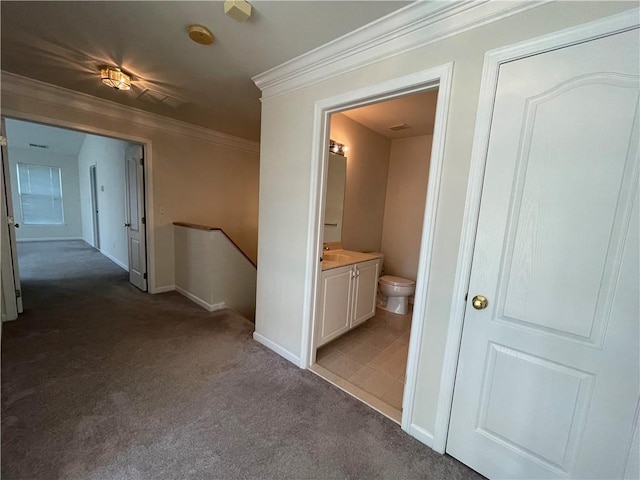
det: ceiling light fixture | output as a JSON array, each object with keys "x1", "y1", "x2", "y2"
[
  {"x1": 100, "y1": 67, "x2": 131, "y2": 91},
  {"x1": 187, "y1": 24, "x2": 214, "y2": 45}
]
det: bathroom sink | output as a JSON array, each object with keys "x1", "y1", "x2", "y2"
[{"x1": 323, "y1": 253, "x2": 352, "y2": 263}]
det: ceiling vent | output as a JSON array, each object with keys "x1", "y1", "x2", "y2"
[
  {"x1": 29, "y1": 143, "x2": 49, "y2": 149},
  {"x1": 388, "y1": 123, "x2": 412, "y2": 132}
]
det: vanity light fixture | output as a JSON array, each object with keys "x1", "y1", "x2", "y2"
[
  {"x1": 329, "y1": 139, "x2": 348, "y2": 156},
  {"x1": 100, "y1": 67, "x2": 131, "y2": 91}
]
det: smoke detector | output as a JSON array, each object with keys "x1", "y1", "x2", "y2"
[
  {"x1": 188, "y1": 24, "x2": 214, "y2": 45},
  {"x1": 224, "y1": 0, "x2": 252, "y2": 22}
]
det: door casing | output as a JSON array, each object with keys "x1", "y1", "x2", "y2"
[
  {"x1": 303, "y1": 63, "x2": 454, "y2": 447},
  {"x1": 0, "y1": 112, "x2": 156, "y2": 293},
  {"x1": 436, "y1": 7, "x2": 640, "y2": 454}
]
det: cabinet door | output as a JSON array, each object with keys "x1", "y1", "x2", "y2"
[
  {"x1": 352, "y1": 259, "x2": 380, "y2": 328},
  {"x1": 316, "y1": 265, "x2": 353, "y2": 347}
]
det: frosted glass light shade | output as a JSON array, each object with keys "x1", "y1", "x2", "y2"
[{"x1": 100, "y1": 67, "x2": 131, "y2": 91}]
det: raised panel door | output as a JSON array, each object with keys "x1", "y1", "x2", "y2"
[{"x1": 447, "y1": 28, "x2": 640, "y2": 479}]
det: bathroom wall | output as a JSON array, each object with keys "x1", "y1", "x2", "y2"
[
  {"x1": 77, "y1": 134, "x2": 130, "y2": 269},
  {"x1": 329, "y1": 113, "x2": 390, "y2": 253},
  {"x1": 8, "y1": 146, "x2": 83, "y2": 241},
  {"x1": 381, "y1": 135, "x2": 432, "y2": 281}
]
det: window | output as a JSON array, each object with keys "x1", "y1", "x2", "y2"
[{"x1": 16, "y1": 163, "x2": 64, "y2": 225}]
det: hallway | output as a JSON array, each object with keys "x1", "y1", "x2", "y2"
[{"x1": 1, "y1": 241, "x2": 480, "y2": 479}]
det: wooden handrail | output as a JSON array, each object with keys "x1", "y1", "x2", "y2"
[{"x1": 173, "y1": 222, "x2": 256, "y2": 268}]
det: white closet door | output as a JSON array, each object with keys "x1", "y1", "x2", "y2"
[{"x1": 447, "y1": 28, "x2": 639, "y2": 479}]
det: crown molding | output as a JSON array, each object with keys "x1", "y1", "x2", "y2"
[
  {"x1": 252, "y1": 0, "x2": 547, "y2": 101},
  {"x1": 0, "y1": 71, "x2": 260, "y2": 155}
]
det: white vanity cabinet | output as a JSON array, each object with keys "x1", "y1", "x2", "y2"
[
  {"x1": 317, "y1": 264, "x2": 353, "y2": 346},
  {"x1": 351, "y1": 259, "x2": 380, "y2": 328},
  {"x1": 316, "y1": 258, "x2": 381, "y2": 347}
]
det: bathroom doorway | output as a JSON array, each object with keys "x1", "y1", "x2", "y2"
[
  {"x1": 309, "y1": 89, "x2": 439, "y2": 423},
  {"x1": 309, "y1": 66, "x2": 450, "y2": 430}
]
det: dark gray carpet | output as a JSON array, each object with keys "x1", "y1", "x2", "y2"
[{"x1": 2, "y1": 240, "x2": 482, "y2": 480}]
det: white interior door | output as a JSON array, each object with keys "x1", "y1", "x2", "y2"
[
  {"x1": 447, "y1": 29, "x2": 639, "y2": 479},
  {"x1": 1, "y1": 119, "x2": 23, "y2": 320},
  {"x1": 124, "y1": 144, "x2": 147, "y2": 291}
]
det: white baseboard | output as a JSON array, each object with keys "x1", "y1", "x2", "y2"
[
  {"x1": 175, "y1": 285, "x2": 225, "y2": 312},
  {"x1": 253, "y1": 332, "x2": 301, "y2": 366},
  {"x1": 407, "y1": 423, "x2": 435, "y2": 449},
  {"x1": 151, "y1": 284, "x2": 175, "y2": 294},
  {"x1": 17, "y1": 236, "x2": 83, "y2": 242},
  {"x1": 99, "y1": 249, "x2": 128, "y2": 271}
]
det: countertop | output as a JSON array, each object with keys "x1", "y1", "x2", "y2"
[{"x1": 321, "y1": 249, "x2": 383, "y2": 271}]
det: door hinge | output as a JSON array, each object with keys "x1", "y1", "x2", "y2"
[
  {"x1": 143, "y1": 273, "x2": 147, "y2": 280},
  {"x1": 0, "y1": 136, "x2": 7, "y2": 147},
  {"x1": 464, "y1": 293, "x2": 468, "y2": 301},
  {"x1": 140, "y1": 157, "x2": 144, "y2": 166},
  {"x1": 15, "y1": 289, "x2": 21, "y2": 298},
  {"x1": 142, "y1": 216, "x2": 146, "y2": 225}
]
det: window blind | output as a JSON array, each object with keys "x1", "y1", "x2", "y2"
[{"x1": 16, "y1": 163, "x2": 64, "y2": 225}]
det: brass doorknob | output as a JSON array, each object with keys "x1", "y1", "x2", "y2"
[{"x1": 472, "y1": 295, "x2": 488, "y2": 310}]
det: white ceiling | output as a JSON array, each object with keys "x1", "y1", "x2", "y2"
[
  {"x1": 5, "y1": 119, "x2": 87, "y2": 157},
  {"x1": 341, "y1": 89, "x2": 439, "y2": 140},
  {"x1": 1, "y1": 1, "x2": 412, "y2": 141}
]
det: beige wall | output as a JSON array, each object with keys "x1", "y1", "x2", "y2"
[
  {"x1": 330, "y1": 113, "x2": 390, "y2": 252},
  {"x1": 381, "y1": 135, "x2": 432, "y2": 281},
  {"x1": 254, "y1": 1, "x2": 633, "y2": 439},
  {"x1": 77, "y1": 134, "x2": 130, "y2": 268},
  {"x1": 157, "y1": 137, "x2": 260, "y2": 264},
  {"x1": 174, "y1": 226, "x2": 257, "y2": 319},
  {"x1": 1, "y1": 79, "x2": 260, "y2": 290}
]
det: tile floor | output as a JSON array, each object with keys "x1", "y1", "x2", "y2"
[{"x1": 315, "y1": 307, "x2": 412, "y2": 414}]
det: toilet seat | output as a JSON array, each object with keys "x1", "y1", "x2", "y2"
[{"x1": 379, "y1": 275, "x2": 415, "y2": 287}]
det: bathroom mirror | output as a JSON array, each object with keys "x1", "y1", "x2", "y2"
[{"x1": 323, "y1": 153, "x2": 347, "y2": 242}]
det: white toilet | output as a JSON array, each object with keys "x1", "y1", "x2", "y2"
[{"x1": 378, "y1": 275, "x2": 416, "y2": 315}]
